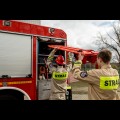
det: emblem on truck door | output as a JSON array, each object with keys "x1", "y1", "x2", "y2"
[
  {"x1": 49, "y1": 28, "x2": 55, "y2": 35},
  {"x1": 3, "y1": 20, "x2": 11, "y2": 27}
]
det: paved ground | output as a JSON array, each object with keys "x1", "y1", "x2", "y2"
[
  {"x1": 72, "y1": 94, "x2": 88, "y2": 100},
  {"x1": 72, "y1": 86, "x2": 120, "y2": 100},
  {"x1": 72, "y1": 87, "x2": 88, "y2": 100}
]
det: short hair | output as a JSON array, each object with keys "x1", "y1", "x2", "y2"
[{"x1": 97, "y1": 49, "x2": 112, "y2": 63}]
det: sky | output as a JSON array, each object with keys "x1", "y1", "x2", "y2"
[{"x1": 41, "y1": 20, "x2": 117, "y2": 51}]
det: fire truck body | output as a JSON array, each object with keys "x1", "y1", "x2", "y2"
[
  {"x1": 0, "y1": 20, "x2": 67, "y2": 100},
  {"x1": 14, "y1": 20, "x2": 41, "y2": 25}
]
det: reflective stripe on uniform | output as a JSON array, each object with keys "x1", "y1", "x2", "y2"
[
  {"x1": 100, "y1": 76, "x2": 119, "y2": 90},
  {"x1": 52, "y1": 72, "x2": 68, "y2": 80},
  {"x1": 68, "y1": 57, "x2": 72, "y2": 61},
  {"x1": 73, "y1": 63, "x2": 81, "y2": 67},
  {"x1": 73, "y1": 60, "x2": 82, "y2": 67},
  {"x1": 67, "y1": 86, "x2": 72, "y2": 89},
  {"x1": 48, "y1": 56, "x2": 54, "y2": 60}
]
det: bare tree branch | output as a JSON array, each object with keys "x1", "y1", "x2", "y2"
[
  {"x1": 113, "y1": 24, "x2": 120, "y2": 44},
  {"x1": 106, "y1": 32, "x2": 120, "y2": 47},
  {"x1": 95, "y1": 21, "x2": 120, "y2": 64}
]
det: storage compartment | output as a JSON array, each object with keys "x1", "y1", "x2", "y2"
[
  {"x1": 37, "y1": 37, "x2": 66, "y2": 80},
  {"x1": 37, "y1": 37, "x2": 66, "y2": 100}
]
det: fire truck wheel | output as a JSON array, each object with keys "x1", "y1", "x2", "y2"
[
  {"x1": 0, "y1": 90, "x2": 24, "y2": 100},
  {"x1": 0, "y1": 95, "x2": 20, "y2": 100}
]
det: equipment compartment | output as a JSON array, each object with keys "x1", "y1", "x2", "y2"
[
  {"x1": 37, "y1": 37, "x2": 66, "y2": 100},
  {"x1": 37, "y1": 37, "x2": 65, "y2": 80}
]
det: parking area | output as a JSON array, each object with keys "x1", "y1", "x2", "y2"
[{"x1": 71, "y1": 83, "x2": 120, "y2": 100}]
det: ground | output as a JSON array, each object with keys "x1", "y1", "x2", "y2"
[{"x1": 70, "y1": 81, "x2": 88, "y2": 100}]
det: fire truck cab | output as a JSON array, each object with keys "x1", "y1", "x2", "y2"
[{"x1": 0, "y1": 20, "x2": 67, "y2": 100}]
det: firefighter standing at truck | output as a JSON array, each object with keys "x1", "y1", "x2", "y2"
[
  {"x1": 47, "y1": 48, "x2": 73, "y2": 100},
  {"x1": 72, "y1": 49, "x2": 120, "y2": 100}
]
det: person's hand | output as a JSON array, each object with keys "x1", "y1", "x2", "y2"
[
  {"x1": 78, "y1": 52, "x2": 84, "y2": 61},
  {"x1": 54, "y1": 47, "x2": 58, "y2": 52},
  {"x1": 68, "y1": 52, "x2": 74, "y2": 58}
]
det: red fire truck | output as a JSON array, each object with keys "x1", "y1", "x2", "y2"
[{"x1": 0, "y1": 20, "x2": 67, "y2": 100}]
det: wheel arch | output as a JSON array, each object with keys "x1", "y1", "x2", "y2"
[{"x1": 0, "y1": 87, "x2": 31, "y2": 100}]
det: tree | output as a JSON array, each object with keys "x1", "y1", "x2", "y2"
[{"x1": 95, "y1": 20, "x2": 120, "y2": 65}]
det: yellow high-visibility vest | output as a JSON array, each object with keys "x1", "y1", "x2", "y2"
[
  {"x1": 73, "y1": 60, "x2": 82, "y2": 67},
  {"x1": 66, "y1": 86, "x2": 72, "y2": 89},
  {"x1": 100, "y1": 76, "x2": 119, "y2": 90},
  {"x1": 52, "y1": 72, "x2": 68, "y2": 80}
]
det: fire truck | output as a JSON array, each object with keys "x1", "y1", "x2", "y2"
[{"x1": 0, "y1": 20, "x2": 67, "y2": 100}]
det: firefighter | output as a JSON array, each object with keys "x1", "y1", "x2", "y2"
[
  {"x1": 47, "y1": 48, "x2": 73, "y2": 100},
  {"x1": 72, "y1": 49, "x2": 120, "y2": 100}
]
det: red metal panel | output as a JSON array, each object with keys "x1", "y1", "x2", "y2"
[
  {"x1": 0, "y1": 20, "x2": 67, "y2": 39},
  {"x1": 30, "y1": 24, "x2": 40, "y2": 35},
  {"x1": 19, "y1": 22, "x2": 31, "y2": 33}
]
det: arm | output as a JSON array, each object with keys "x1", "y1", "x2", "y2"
[
  {"x1": 47, "y1": 48, "x2": 57, "y2": 73},
  {"x1": 72, "y1": 52, "x2": 99, "y2": 85},
  {"x1": 66, "y1": 52, "x2": 74, "y2": 72},
  {"x1": 66, "y1": 52, "x2": 80, "y2": 84}
]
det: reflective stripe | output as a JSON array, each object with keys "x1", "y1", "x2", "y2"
[
  {"x1": 68, "y1": 57, "x2": 72, "y2": 61},
  {"x1": 7, "y1": 81, "x2": 32, "y2": 85},
  {"x1": 74, "y1": 64, "x2": 81, "y2": 66},
  {"x1": 52, "y1": 72, "x2": 68, "y2": 80},
  {"x1": 67, "y1": 86, "x2": 72, "y2": 89},
  {"x1": 74, "y1": 62, "x2": 81, "y2": 64},
  {"x1": 0, "y1": 81, "x2": 32, "y2": 86},
  {"x1": 100, "y1": 76, "x2": 119, "y2": 90},
  {"x1": 74, "y1": 63, "x2": 81, "y2": 67},
  {"x1": 74, "y1": 60, "x2": 82, "y2": 67},
  {"x1": 48, "y1": 56, "x2": 53, "y2": 60}
]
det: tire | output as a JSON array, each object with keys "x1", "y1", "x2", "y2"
[
  {"x1": 0, "y1": 95, "x2": 19, "y2": 100},
  {"x1": 0, "y1": 90, "x2": 24, "y2": 100}
]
